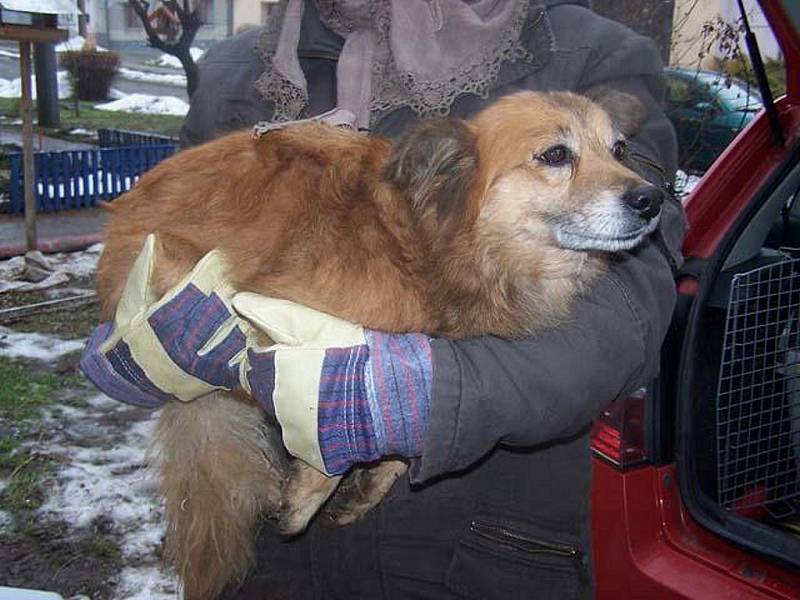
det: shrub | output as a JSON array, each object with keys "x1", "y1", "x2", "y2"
[
  {"x1": 59, "y1": 50, "x2": 120, "y2": 101},
  {"x1": 709, "y1": 55, "x2": 787, "y2": 97}
]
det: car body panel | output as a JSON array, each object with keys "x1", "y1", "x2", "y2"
[{"x1": 593, "y1": 463, "x2": 800, "y2": 599}]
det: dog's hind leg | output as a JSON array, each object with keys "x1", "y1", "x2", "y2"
[
  {"x1": 278, "y1": 460, "x2": 342, "y2": 536},
  {"x1": 278, "y1": 460, "x2": 407, "y2": 535},
  {"x1": 322, "y1": 460, "x2": 407, "y2": 526},
  {"x1": 153, "y1": 392, "x2": 286, "y2": 600}
]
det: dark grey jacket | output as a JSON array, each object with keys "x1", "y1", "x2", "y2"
[{"x1": 184, "y1": 2, "x2": 686, "y2": 598}]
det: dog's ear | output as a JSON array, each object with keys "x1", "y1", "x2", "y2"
[
  {"x1": 584, "y1": 86, "x2": 647, "y2": 137},
  {"x1": 385, "y1": 119, "x2": 478, "y2": 235}
]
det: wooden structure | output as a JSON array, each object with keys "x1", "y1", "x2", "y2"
[{"x1": 0, "y1": 1, "x2": 71, "y2": 251}]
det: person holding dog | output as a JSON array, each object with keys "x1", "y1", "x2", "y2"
[
  {"x1": 191, "y1": 6, "x2": 684, "y2": 600},
  {"x1": 83, "y1": 1, "x2": 686, "y2": 598}
]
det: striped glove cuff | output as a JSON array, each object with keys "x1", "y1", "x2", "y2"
[{"x1": 316, "y1": 331, "x2": 433, "y2": 474}]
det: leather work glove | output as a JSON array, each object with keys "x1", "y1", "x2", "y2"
[
  {"x1": 81, "y1": 234, "x2": 434, "y2": 475},
  {"x1": 81, "y1": 233, "x2": 254, "y2": 408},
  {"x1": 232, "y1": 293, "x2": 433, "y2": 475}
]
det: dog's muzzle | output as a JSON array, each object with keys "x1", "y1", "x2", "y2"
[{"x1": 549, "y1": 183, "x2": 664, "y2": 253}]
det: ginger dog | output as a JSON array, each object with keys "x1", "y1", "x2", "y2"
[{"x1": 95, "y1": 90, "x2": 662, "y2": 599}]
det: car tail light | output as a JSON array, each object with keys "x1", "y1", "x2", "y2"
[{"x1": 591, "y1": 389, "x2": 647, "y2": 469}]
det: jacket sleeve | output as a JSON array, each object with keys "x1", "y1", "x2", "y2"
[{"x1": 410, "y1": 19, "x2": 687, "y2": 484}]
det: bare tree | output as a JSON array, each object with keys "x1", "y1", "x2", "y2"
[{"x1": 127, "y1": 0, "x2": 204, "y2": 96}]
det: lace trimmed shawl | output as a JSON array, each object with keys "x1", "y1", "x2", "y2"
[{"x1": 254, "y1": 0, "x2": 536, "y2": 128}]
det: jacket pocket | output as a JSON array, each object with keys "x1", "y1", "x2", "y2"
[{"x1": 445, "y1": 517, "x2": 586, "y2": 600}]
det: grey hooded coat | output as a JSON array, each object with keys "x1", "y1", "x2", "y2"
[{"x1": 181, "y1": 1, "x2": 686, "y2": 598}]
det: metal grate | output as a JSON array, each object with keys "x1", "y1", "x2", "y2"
[{"x1": 716, "y1": 258, "x2": 800, "y2": 517}]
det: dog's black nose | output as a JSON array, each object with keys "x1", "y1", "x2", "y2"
[{"x1": 622, "y1": 185, "x2": 663, "y2": 220}]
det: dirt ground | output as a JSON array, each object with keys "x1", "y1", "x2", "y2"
[
  {"x1": 0, "y1": 266, "x2": 177, "y2": 599},
  {"x1": 2, "y1": 516, "x2": 123, "y2": 599}
]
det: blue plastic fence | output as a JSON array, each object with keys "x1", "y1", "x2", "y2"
[
  {"x1": 97, "y1": 128, "x2": 178, "y2": 147},
  {"x1": 7, "y1": 144, "x2": 176, "y2": 214}
]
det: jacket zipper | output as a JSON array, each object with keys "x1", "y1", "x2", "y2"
[{"x1": 469, "y1": 520, "x2": 580, "y2": 559}]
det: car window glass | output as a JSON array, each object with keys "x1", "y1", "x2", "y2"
[
  {"x1": 666, "y1": 2, "x2": 780, "y2": 186},
  {"x1": 709, "y1": 79, "x2": 763, "y2": 111},
  {"x1": 666, "y1": 76, "x2": 690, "y2": 105},
  {"x1": 686, "y1": 81, "x2": 712, "y2": 107}
]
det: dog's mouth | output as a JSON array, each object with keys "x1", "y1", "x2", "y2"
[{"x1": 550, "y1": 212, "x2": 660, "y2": 252}]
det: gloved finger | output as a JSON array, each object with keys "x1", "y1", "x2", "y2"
[
  {"x1": 232, "y1": 293, "x2": 366, "y2": 347},
  {"x1": 80, "y1": 320, "x2": 173, "y2": 409},
  {"x1": 149, "y1": 285, "x2": 239, "y2": 360},
  {"x1": 243, "y1": 347, "x2": 277, "y2": 413},
  {"x1": 116, "y1": 233, "x2": 159, "y2": 327}
]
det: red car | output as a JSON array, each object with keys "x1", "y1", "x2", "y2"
[{"x1": 590, "y1": 1, "x2": 800, "y2": 597}]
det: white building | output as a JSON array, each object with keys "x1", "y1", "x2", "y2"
[
  {"x1": 232, "y1": 0, "x2": 282, "y2": 33},
  {"x1": 83, "y1": 0, "x2": 226, "y2": 46},
  {"x1": 83, "y1": 0, "x2": 283, "y2": 48},
  {"x1": 671, "y1": 0, "x2": 781, "y2": 68}
]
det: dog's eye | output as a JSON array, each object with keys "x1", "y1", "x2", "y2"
[
  {"x1": 538, "y1": 145, "x2": 572, "y2": 166},
  {"x1": 612, "y1": 140, "x2": 627, "y2": 161}
]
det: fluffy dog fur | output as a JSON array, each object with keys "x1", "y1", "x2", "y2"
[{"x1": 95, "y1": 90, "x2": 660, "y2": 599}]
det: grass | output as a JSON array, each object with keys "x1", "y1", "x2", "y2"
[
  {"x1": 0, "y1": 357, "x2": 61, "y2": 422},
  {"x1": 710, "y1": 56, "x2": 787, "y2": 98},
  {"x1": 0, "y1": 434, "x2": 55, "y2": 514},
  {"x1": 0, "y1": 438, "x2": 24, "y2": 471},
  {"x1": 88, "y1": 534, "x2": 122, "y2": 560},
  {"x1": 0, "y1": 355, "x2": 84, "y2": 515},
  {"x1": 0, "y1": 458, "x2": 53, "y2": 512},
  {"x1": 0, "y1": 97, "x2": 184, "y2": 137},
  {"x1": 10, "y1": 302, "x2": 102, "y2": 339}
]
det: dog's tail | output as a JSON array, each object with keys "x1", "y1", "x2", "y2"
[{"x1": 153, "y1": 392, "x2": 286, "y2": 600}]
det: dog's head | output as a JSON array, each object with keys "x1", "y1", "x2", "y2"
[{"x1": 386, "y1": 90, "x2": 662, "y2": 253}]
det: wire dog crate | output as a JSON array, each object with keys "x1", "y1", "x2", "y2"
[{"x1": 717, "y1": 258, "x2": 800, "y2": 518}]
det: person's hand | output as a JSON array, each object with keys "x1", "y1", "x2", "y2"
[
  {"x1": 232, "y1": 293, "x2": 433, "y2": 475},
  {"x1": 81, "y1": 234, "x2": 253, "y2": 408}
]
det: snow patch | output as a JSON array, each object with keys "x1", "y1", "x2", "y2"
[
  {"x1": 69, "y1": 128, "x2": 98, "y2": 138},
  {"x1": 0, "y1": 328, "x2": 85, "y2": 362},
  {"x1": 55, "y1": 251, "x2": 100, "y2": 280},
  {"x1": 146, "y1": 47, "x2": 204, "y2": 69},
  {"x1": 38, "y1": 402, "x2": 156, "y2": 528},
  {"x1": 0, "y1": 509, "x2": 12, "y2": 530},
  {"x1": 55, "y1": 36, "x2": 108, "y2": 53},
  {"x1": 86, "y1": 393, "x2": 118, "y2": 410},
  {"x1": 0, "y1": 70, "x2": 72, "y2": 99},
  {"x1": 95, "y1": 93, "x2": 188, "y2": 116},
  {"x1": 34, "y1": 397, "x2": 177, "y2": 597},
  {"x1": 0, "y1": 248, "x2": 100, "y2": 293},
  {"x1": 116, "y1": 566, "x2": 178, "y2": 600},
  {"x1": 118, "y1": 67, "x2": 186, "y2": 88},
  {"x1": 674, "y1": 169, "x2": 702, "y2": 203}
]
